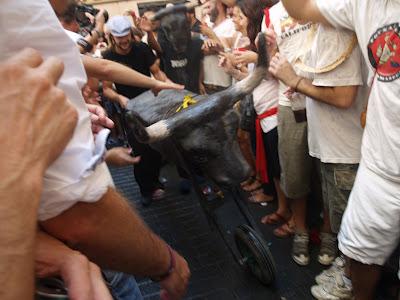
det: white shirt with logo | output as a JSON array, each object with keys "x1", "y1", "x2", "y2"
[{"x1": 316, "y1": 0, "x2": 400, "y2": 182}]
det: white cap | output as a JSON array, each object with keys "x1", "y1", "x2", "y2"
[{"x1": 107, "y1": 16, "x2": 131, "y2": 37}]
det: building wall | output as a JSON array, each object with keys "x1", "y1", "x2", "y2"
[{"x1": 82, "y1": 0, "x2": 182, "y2": 17}]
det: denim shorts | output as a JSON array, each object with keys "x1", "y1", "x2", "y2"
[{"x1": 102, "y1": 270, "x2": 143, "y2": 300}]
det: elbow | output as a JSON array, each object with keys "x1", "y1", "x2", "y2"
[{"x1": 336, "y1": 97, "x2": 354, "y2": 109}]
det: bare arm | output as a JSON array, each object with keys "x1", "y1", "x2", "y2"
[
  {"x1": 281, "y1": 0, "x2": 330, "y2": 25},
  {"x1": 147, "y1": 31, "x2": 163, "y2": 56},
  {"x1": 149, "y1": 59, "x2": 169, "y2": 82},
  {"x1": 102, "y1": 81, "x2": 129, "y2": 108},
  {"x1": 40, "y1": 188, "x2": 190, "y2": 299},
  {"x1": 82, "y1": 55, "x2": 183, "y2": 95},
  {"x1": 269, "y1": 53, "x2": 358, "y2": 108},
  {"x1": 35, "y1": 231, "x2": 113, "y2": 300}
]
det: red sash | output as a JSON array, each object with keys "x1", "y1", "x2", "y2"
[
  {"x1": 264, "y1": 7, "x2": 270, "y2": 28},
  {"x1": 255, "y1": 107, "x2": 278, "y2": 183}
]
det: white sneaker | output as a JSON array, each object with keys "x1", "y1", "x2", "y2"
[
  {"x1": 318, "y1": 232, "x2": 338, "y2": 266},
  {"x1": 292, "y1": 232, "x2": 310, "y2": 266},
  {"x1": 315, "y1": 256, "x2": 345, "y2": 285},
  {"x1": 311, "y1": 273, "x2": 353, "y2": 300}
]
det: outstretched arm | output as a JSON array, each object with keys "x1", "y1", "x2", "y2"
[
  {"x1": 82, "y1": 55, "x2": 183, "y2": 95},
  {"x1": 281, "y1": 0, "x2": 330, "y2": 25}
]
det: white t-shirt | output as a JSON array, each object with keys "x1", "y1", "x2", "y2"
[
  {"x1": 203, "y1": 18, "x2": 236, "y2": 88},
  {"x1": 268, "y1": 2, "x2": 312, "y2": 108},
  {"x1": 304, "y1": 25, "x2": 366, "y2": 163},
  {"x1": 316, "y1": 0, "x2": 400, "y2": 182},
  {"x1": 0, "y1": 0, "x2": 113, "y2": 220},
  {"x1": 253, "y1": 76, "x2": 279, "y2": 133}
]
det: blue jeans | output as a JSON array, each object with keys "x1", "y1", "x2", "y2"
[{"x1": 103, "y1": 270, "x2": 143, "y2": 300}]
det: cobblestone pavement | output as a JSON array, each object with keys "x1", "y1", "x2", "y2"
[{"x1": 109, "y1": 164, "x2": 398, "y2": 300}]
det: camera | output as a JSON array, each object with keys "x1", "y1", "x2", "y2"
[{"x1": 76, "y1": 4, "x2": 109, "y2": 36}]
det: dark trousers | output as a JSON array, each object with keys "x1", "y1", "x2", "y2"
[{"x1": 126, "y1": 129, "x2": 163, "y2": 197}]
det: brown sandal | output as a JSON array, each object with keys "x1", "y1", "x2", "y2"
[
  {"x1": 273, "y1": 222, "x2": 295, "y2": 238},
  {"x1": 242, "y1": 177, "x2": 263, "y2": 192},
  {"x1": 248, "y1": 188, "x2": 274, "y2": 204},
  {"x1": 261, "y1": 212, "x2": 289, "y2": 225}
]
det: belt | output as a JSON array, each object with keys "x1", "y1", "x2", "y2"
[
  {"x1": 293, "y1": 109, "x2": 307, "y2": 123},
  {"x1": 255, "y1": 107, "x2": 278, "y2": 183}
]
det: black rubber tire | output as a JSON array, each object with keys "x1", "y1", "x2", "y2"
[{"x1": 234, "y1": 224, "x2": 276, "y2": 285}]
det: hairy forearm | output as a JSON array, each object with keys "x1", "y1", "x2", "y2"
[
  {"x1": 281, "y1": 0, "x2": 329, "y2": 24},
  {"x1": 295, "y1": 77, "x2": 358, "y2": 108},
  {"x1": 83, "y1": 56, "x2": 158, "y2": 90},
  {"x1": 0, "y1": 180, "x2": 41, "y2": 300},
  {"x1": 40, "y1": 188, "x2": 171, "y2": 278},
  {"x1": 103, "y1": 83, "x2": 125, "y2": 104}
]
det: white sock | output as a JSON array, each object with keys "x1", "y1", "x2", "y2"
[{"x1": 342, "y1": 274, "x2": 353, "y2": 289}]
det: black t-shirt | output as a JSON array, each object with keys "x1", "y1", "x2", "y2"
[
  {"x1": 102, "y1": 42, "x2": 156, "y2": 99},
  {"x1": 158, "y1": 33, "x2": 203, "y2": 94}
]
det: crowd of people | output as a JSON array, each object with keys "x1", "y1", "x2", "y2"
[{"x1": 0, "y1": 0, "x2": 399, "y2": 299}]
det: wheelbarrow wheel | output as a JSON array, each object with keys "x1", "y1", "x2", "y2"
[{"x1": 234, "y1": 224, "x2": 276, "y2": 285}]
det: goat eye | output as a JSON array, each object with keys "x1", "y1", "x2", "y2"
[{"x1": 193, "y1": 154, "x2": 208, "y2": 164}]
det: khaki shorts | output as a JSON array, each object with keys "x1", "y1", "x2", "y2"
[
  {"x1": 320, "y1": 162, "x2": 358, "y2": 233},
  {"x1": 278, "y1": 105, "x2": 312, "y2": 199}
]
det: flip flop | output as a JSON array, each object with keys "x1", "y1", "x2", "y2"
[
  {"x1": 273, "y1": 222, "x2": 295, "y2": 238},
  {"x1": 261, "y1": 212, "x2": 290, "y2": 225}
]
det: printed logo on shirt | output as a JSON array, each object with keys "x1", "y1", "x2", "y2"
[
  {"x1": 171, "y1": 58, "x2": 188, "y2": 68},
  {"x1": 279, "y1": 15, "x2": 312, "y2": 40},
  {"x1": 368, "y1": 23, "x2": 400, "y2": 82}
]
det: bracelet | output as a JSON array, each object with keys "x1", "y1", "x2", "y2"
[
  {"x1": 76, "y1": 38, "x2": 93, "y2": 53},
  {"x1": 294, "y1": 77, "x2": 304, "y2": 92},
  {"x1": 151, "y1": 246, "x2": 175, "y2": 282}
]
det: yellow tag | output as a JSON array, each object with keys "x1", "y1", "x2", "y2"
[{"x1": 176, "y1": 95, "x2": 197, "y2": 112}]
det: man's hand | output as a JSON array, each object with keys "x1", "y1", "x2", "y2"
[
  {"x1": 87, "y1": 104, "x2": 114, "y2": 135},
  {"x1": 0, "y1": 48, "x2": 77, "y2": 179},
  {"x1": 35, "y1": 231, "x2": 113, "y2": 300},
  {"x1": 268, "y1": 53, "x2": 300, "y2": 88},
  {"x1": 264, "y1": 23, "x2": 278, "y2": 57},
  {"x1": 151, "y1": 81, "x2": 184, "y2": 96},
  {"x1": 159, "y1": 250, "x2": 190, "y2": 300},
  {"x1": 105, "y1": 147, "x2": 140, "y2": 166},
  {"x1": 232, "y1": 50, "x2": 258, "y2": 65}
]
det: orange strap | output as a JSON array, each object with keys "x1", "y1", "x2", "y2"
[{"x1": 255, "y1": 107, "x2": 278, "y2": 183}]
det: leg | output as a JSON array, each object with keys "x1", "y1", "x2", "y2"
[
  {"x1": 339, "y1": 162, "x2": 400, "y2": 299},
  {"x1": 126, "y1": 129, "x2": 163, "y2": 197},
  {"x1": 349, "y1": 259, "x2": 381, "y2": 300},
  {"x1": 291, "y1": 196, "x2": 308, "y2": 232}
]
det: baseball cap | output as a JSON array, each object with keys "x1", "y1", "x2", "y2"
[{"x1": 107, "y1": 16, "x2": 132, "y2": 37}]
